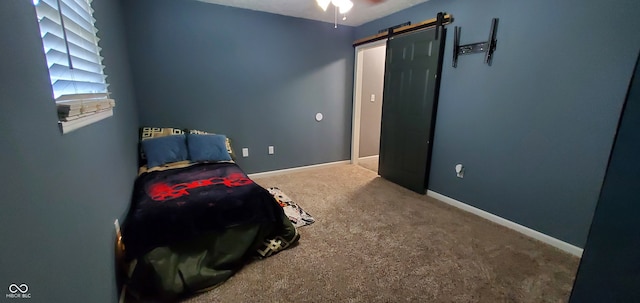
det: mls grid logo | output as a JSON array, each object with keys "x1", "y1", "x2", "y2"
[{"x1": 6, "y1": 283, "x2": 31, "y2": 299}]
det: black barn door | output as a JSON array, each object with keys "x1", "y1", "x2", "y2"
[{"x1": 378, "y1": 27, "x2": 446, "y2": 194}]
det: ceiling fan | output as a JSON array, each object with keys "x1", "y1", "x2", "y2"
[
  {"x1": 316, "y1": 0, "x2": 353, "y2": 14},
  {"x1": 316, "y1": 0, "x2": 386, "y2": 27},
  {"x1": 316, "y1": 0, "x2": 388, "y2": 13}
]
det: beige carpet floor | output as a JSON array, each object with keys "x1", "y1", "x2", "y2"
[{"x1": 184, "y1": 164, "x2": 579, "y2": 303}]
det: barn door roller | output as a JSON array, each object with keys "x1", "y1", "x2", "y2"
[{"x1": 452, "y1": 18, "x2": 499, "y2": 68}]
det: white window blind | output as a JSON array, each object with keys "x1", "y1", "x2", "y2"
[{"x1": 34, "y1": 0, "x2": 115, "y2": 133}]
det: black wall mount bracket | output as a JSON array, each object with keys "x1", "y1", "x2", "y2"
[{"x1": 452, "y1": 18, "x2": 499, "y2": 68}]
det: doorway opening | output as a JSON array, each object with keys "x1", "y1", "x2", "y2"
[{"x1": 351, "y1": 39, "x2": 386, "y2": 174}]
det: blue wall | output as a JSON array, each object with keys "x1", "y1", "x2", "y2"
[
  {"x1": 122, "y1": 0, "x2": 355, "y2": 173},
  {"x1": 356, "y1": 0, "x2": 640, "y2": 246},
  {"x1": 0, "y1": 0, "x2": 139, "y2": 302}
]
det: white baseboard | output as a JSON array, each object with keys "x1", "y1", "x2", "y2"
[
  {"x1": 427, "y1": 190, "x2": 584, "y2": 257},
  {"x1": 248, "y1": 160, "x2": 351, "y2": 179},
  {"x1": 358, "y1": 155, "x2": 379, "y2": 161}
]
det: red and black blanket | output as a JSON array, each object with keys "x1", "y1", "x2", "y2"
[{"x1": 122, "y1": 162, "x2": 286, "y2": 260}]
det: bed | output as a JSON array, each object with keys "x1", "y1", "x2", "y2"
[{"x1": 117, "y1": 127, "x2": 301, "y2": 301}]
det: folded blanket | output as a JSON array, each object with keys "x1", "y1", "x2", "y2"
[{"x1": 267, "y1": 187, "x2": 315, "y2": 228}]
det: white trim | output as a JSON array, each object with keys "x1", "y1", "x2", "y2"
[
  {"x1": 358, "y1": 155, "x2": 379, "y2": 161},
  {"x1": 248, "y1": 160, "x2": 351, "y2": 179},
  {"x1": 351, "y1": 39, "x2": 387, "y2": 165},
  {"x1": 351, "y1": 46, "x2": 363, "y2": 165},
  {"x1": 427, "y1": 190, "x2": 584, "y2": 257},
  {"x1": 59, "y1": 108, "x2": 113, "y2": 134}
]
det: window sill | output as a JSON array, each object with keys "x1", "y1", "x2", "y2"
[{"x1": 58, "y1": 109, "x2": 113, "y2": 134}]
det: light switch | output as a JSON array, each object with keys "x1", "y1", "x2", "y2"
[
  {"x1": 370, "y1": 94, "x2": 376, "y2": 102},
  {"x1": 242, "y1": 148, "x2": 249, "y2": 157},
  {"x1": 268, "y1": 146, "x2": 274, "y2": 155}
]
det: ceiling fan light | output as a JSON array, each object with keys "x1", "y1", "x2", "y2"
[
  {"x1": 316, "y1": 0, "x2": 330, "y2": 11},
  {"x1": 339, "y1": 0, "x2": 353, "y2": 14}
]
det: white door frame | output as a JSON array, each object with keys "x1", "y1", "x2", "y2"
[{"x1": 351, "y1": 39, "x2": 387, "y2": 165}]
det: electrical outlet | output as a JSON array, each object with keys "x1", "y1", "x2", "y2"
[
  {"x1": 268, "y1": 146, "x2": 274, "y2": 155},
  {"x1": 455, "y1": 164, "x2": 464, "y2": 178},
  {"x1": 242, "y1": 148, "x2": 249, "y2": 157},
  {"x1": 370, "y1": 94, "x2": 376, "y2": 102}
]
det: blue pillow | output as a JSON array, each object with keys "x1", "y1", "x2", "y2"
[
  {"x1": 187, "y1": 134, "x2": 232, "y2": 162},
  {"x1": 140, "y1": 135, "x2": 188, "y2": 167}
]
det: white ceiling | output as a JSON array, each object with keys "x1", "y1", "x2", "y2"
[{"x1": 196, "y1": 0, "x2": 430, "y2": 27}]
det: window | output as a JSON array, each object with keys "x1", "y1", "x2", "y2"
[{"x1": 34, "y1": 0, "x2": 115, "y2": 134}]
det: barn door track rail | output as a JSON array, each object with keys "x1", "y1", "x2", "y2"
[
  {"x1": 353, "y1": 12, "x2": 453, "y2": 47},
  {"x1": 452, "y1": 18, "x2": 499, "y2": 67}
]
